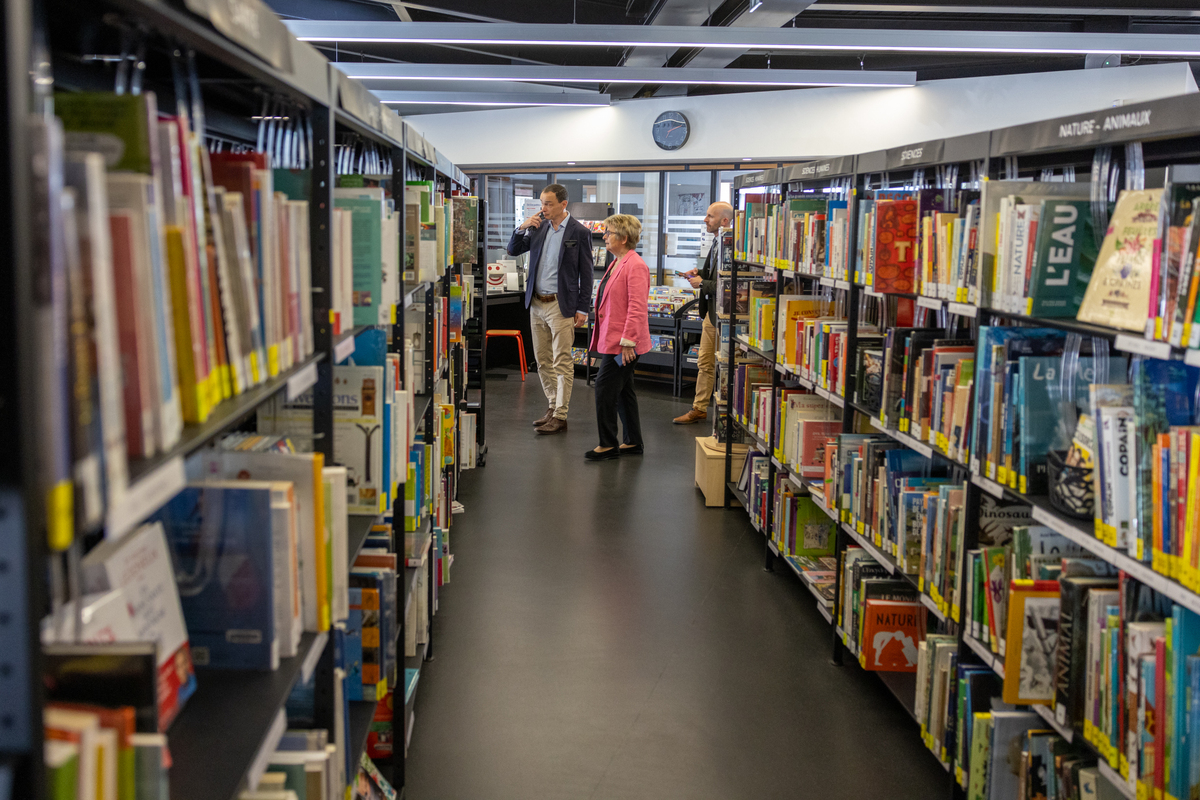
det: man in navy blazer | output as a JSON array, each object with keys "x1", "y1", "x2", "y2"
[{"x1": 507, "y1": 184, "x2": 594, "y2": 434}]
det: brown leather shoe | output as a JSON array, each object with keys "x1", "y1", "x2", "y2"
[
  {"x1": 532, "y1": 407, "x2": 555, "y2": 427},
  {"x1": 535, "y1": 418, "x2": 568, "y2": 435},
  {"x1": 673, "y1": 408, "x2": 707, "y2": 425}
]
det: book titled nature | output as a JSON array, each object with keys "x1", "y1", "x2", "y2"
[{"x1": 860, "y1": 599, "x2": 924, "y2": 672}]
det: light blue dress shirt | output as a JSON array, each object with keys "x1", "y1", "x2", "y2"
[{"x1": 533, "y1": 212, "x2": 570, "y2": 296}]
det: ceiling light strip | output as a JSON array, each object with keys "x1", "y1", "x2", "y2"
[
  {"x1": 333, "y1": 62, "x2": 917, "y2": 87},
  {"x1": 285, "y1": 21, "x2": 1200, "y2": 57}
]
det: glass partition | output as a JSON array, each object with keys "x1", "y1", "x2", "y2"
[
  {"x1": 484, "y1": 173, "x2": 551, "y2": 264},
  {"x1": 663, "y1": 171, "x2": 712, "y2": 288},
  {"x1": 617, "y1": 172, "x2": 660, "y2": 280}
]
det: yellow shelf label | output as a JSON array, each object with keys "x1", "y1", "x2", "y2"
[{"x1": 46, "y1": 480, "x2": 74, "y2": 552}]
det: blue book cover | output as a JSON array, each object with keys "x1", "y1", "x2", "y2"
[
  {"x1": 1172, "y1": 610, "x2": 1200, "y2": 798},
  {"x1": 351, "y1": 568, "x2": 397, "y2": 688},
  {"x1": 1019, "y1": 356, "x2": 1126, "y2": 495},
  {"x1": 405, "y1": 668, "x2": 420, "y2": 705},
  {"x1": 1187, "y1": 654, "x2": 1200, "y2": 797},
  {"x1": 153, "y1": 485, "x2": 277, "y2": 670},
  {"x1": 343, "y1": 327, "x2": 387, "y2": 367},
  {"x1": 885, "y1": 449, "x2": 930, "y2": 553},
  {"x1": 344, "y1": 587, "x2": 364, "y2": 701},
  {"x1": 1134, "y1": 359, "x2": 1200, "y2": 564}
]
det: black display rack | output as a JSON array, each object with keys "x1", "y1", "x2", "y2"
[{"x1": 0, "y1": 0, "x2": 475, "y2": 796}]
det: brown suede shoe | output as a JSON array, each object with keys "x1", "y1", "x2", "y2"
[
  {"x1": 532, "y1": 407, "x2": 555, "y2": 427},
  {"x1": 673, "y1": 408, "x2": 707, "y2": 425},
  {"x1": 535, "y1": 418, "x2": 568, "y2": 435}
]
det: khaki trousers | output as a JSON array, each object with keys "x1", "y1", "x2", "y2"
[
  {"x1": 530, "y1": 297, "x2": 576, "y2": 420},
  {"x1": 693, "y1": 317, "x2": 717, "y2": 412}
]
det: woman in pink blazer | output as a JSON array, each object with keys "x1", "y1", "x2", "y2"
[{"x1": 586, "y1": 214, "x2": 652, "y2": 461}]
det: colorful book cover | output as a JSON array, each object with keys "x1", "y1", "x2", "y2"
[
  {"x1": 1077, "y1": 188, "x2": 1163, "y2": 332},
  {"x1": 859, "y1": 599, "x2": 924, "y2": 672},
  {"x1": 873, "y1": 199, "x2": 919, "y2": 293},
  {"x1": 344, "y1": 587, "x2": 364, "y2": 701},
  {"x1": 451, "y1": 195, "x2": 478, "y2": 265}
]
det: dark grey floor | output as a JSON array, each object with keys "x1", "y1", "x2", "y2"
[{"x1": 406, "y1": 370, "x2": 952, "y2": 800}]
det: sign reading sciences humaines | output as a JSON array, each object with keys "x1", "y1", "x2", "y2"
[{"x1": 991, "y1": 94, "x2": 1200, "y2": 156}]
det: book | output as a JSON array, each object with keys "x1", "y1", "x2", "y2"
[
  {"x1": 63, "y1": 152, "x2": 129, "y2": 518},
  {"x1": 872, "y1": 199, "x2": 919, "y2": 294},
  {"x1": 152, "y1": 483, "x2": 279, "y2": 670},
  {"x1": 1077, "y1": 188, "x2": 1164, "y2": 332},
  {"x1": 80, "y1": 522, "x2": 196, "y2": 730},
  {"x1": 1026, "y1": 199, "x2": 1099, "y2": 317},
  {"x1": 42, "y1": 642, "x2": 159, "y2": 735},
  {"x1": 859, "y1": 599, "x2": 923, "y2": 672},
  {"x1": 189, "y1": 447, "x2": 329, "y2": 633},
  {"x1": 1001, "y1": 579, "x2": 1061, "y2": 704}
]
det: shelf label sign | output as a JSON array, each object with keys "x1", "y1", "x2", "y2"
[
  {"x1": 992, "y1": 94, "x2": 1200, "y2": 156},
  {"x1": 185, "y1": 0, "x2": 294, "y2": 72}
]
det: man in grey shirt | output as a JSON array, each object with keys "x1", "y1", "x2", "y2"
[{"x1": 506, "y1": 184, "x2": 594, "y2": 434}]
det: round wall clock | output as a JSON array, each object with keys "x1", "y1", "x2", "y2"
[{"x1": 652, "y1": 111, "x2": 690, "y2": 151}]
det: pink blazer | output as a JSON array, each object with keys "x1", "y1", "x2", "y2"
[{"x1": 591, "y1": 250, "x2": 652, "y2": 355}]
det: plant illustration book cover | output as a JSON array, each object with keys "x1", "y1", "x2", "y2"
[{"x1": 1077, "y1": 189, "x2": 1163, "y2": 332}]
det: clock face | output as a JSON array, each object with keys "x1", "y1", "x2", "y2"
[{"x1": 652, "y1": 111, "x2": 690, "y2": 151}]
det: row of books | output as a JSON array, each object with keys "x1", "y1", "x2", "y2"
[
  {"x1": 746, "y1": 286, "x2": 776, "y2": 351},
  {"x1": 33, "y1": 96, "x2": 332, "y2": 549},
  {"x1": 647, "y1": 285, "x2": 698, "y2": 317},
  {"x1": 835, "y1": 546, "x2": 923, "y2": 670},
  {"x1": 257, "y1": 329, "x2": 417, "y2": 516},
  {"x1": 956, "y1": 568, "x2": 1200, "y2": 800},
  {"x1": 734, "y1": 196, "x2": 852, "y2": 280},
  {"x1": 403, "y1": 183, "x2": 477, "y2": 285},
  {"x1": 741, "y1": 179, "x2": 1200, "y2": 363},
  {"x1": 776, "y1": 392, "x2": 841, "y2": 479}
]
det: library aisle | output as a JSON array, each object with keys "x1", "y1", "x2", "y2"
[{"x1": 407, "y1": 372, "x2": 948, "y2": 799}]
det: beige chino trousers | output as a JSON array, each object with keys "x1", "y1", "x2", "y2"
[{"x1": 530, "y1": 297, "x2": 576, "y2": 420}]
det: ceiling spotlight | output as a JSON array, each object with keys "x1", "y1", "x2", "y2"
[{"x1": 742, "y1": 158, "x2": 753, "y2": 161}]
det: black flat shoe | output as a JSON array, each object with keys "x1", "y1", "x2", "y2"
[
  {"x1": 618, "y1": 445, "x2": 643, "y2": 455},
  {"x1": 584, "y1": 448, "x2": 620, "y2": 461}
]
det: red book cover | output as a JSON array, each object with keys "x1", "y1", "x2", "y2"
[
  {"x1": 860, "y1": 599, "x2": 924, "y2": 672},
  {"x1": 799, "y1": 420, "x2": 842, "y2": 477},
  {"x1": 1154, "y1": 635, "x2": 1166, "y2": 794},
  {"x1": 873, "y1": 199, "x2": 919, "y2": 294},
  {"x1": 366, "y1": 690, "x2": 394, "y2": 759},
  {"x1": 109, "y1": 213, "x2": 153, "y2": 459}
]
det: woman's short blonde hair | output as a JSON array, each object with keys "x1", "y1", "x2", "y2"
[{"x1": 603, "y1": 214, "x2": 641, "y2": 249}]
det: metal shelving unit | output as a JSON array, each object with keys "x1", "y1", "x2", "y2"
[
  {"x1": 721, "y1": 92, "x2": 1200, "y2": 800},
  {"x1": 3, "y1": 0, "x2": 473, "y2": 794}
]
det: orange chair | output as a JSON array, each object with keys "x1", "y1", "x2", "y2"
[{"x1": 485, "y1": 329, "x2": 527, "y2": 381}]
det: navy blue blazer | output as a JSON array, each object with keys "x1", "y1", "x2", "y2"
[{"x1": 506, "y1": 215, "x2": 594, "y2": 319}]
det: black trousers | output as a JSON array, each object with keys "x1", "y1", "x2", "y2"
[{"x1": 593, "y1": 353, "x2": 643, "y2": 449}]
